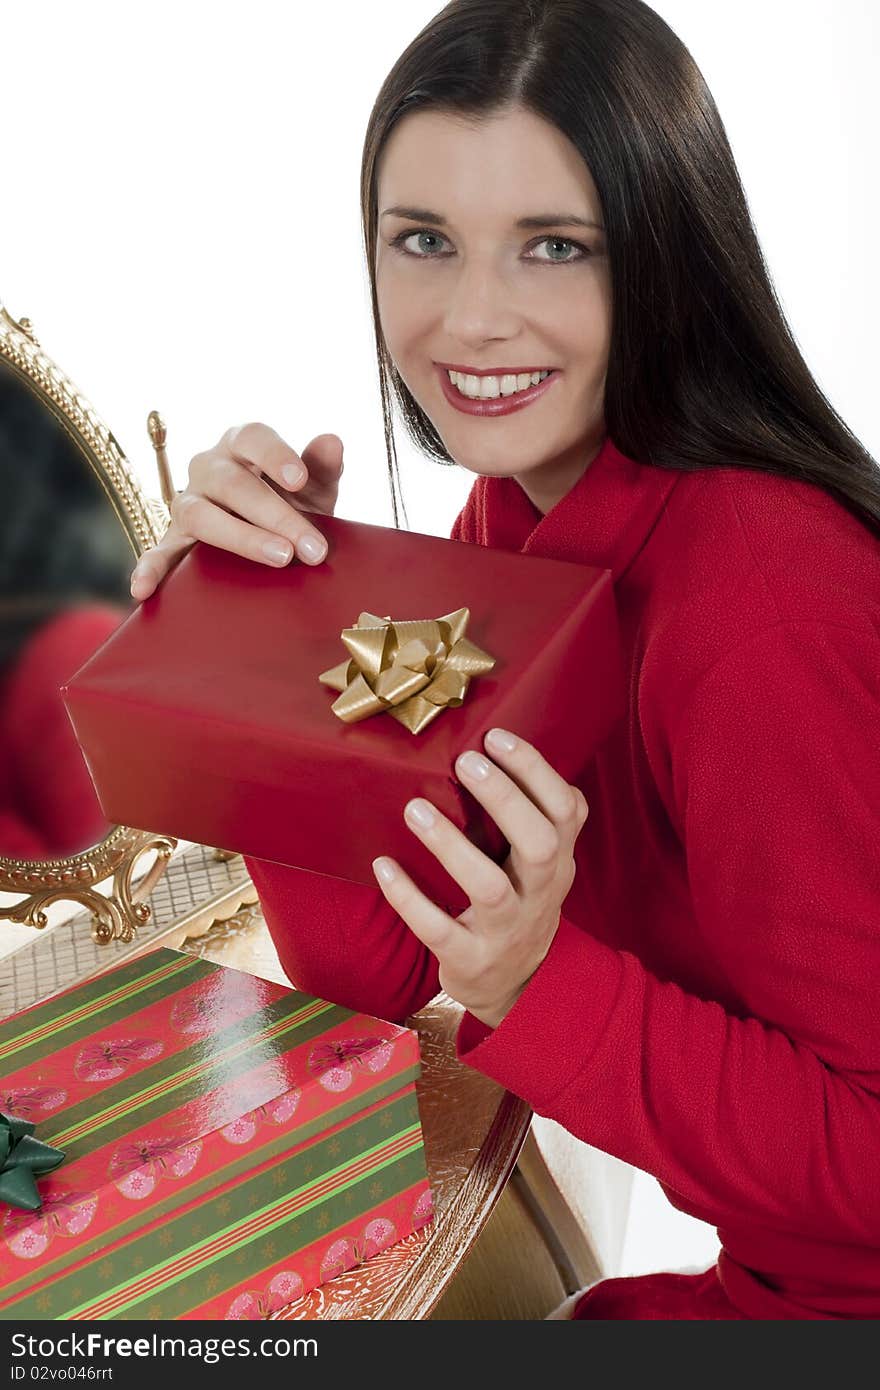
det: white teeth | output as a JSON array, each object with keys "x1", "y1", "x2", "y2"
[{"x1": 448, "y1": 369, "x2": 551, "y2": 400}]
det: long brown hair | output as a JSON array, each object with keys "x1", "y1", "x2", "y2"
[{"x1": 359, "y1": 0, "x2": 880, "y2": 537}]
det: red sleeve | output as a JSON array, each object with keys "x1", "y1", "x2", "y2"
[
  {"x1": 243, "y1": 493, "x2": 479, "y2": 1023},
  {"x1": 457, "y1": 621, "x2": 880, "y2": 1242},
  {"x1": 243, "y1": 858, "x2": 440, "y2": 1024}
]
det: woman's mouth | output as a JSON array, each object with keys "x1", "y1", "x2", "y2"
[{"x1": 435, "y1": 364, "x2": 560, "y2": 417}]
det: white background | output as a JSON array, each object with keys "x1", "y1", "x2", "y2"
[{"x1": 2, "y1": 0, "x2": 877, "y2": 1278}]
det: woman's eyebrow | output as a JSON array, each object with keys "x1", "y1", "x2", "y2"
[{"x1": 380, "y1": 204, "x2": 604, "y2": 231}]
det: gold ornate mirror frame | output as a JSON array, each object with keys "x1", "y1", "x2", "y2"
[{"x1": 0, "y1": 302, "x2": 177, "y2": 944}]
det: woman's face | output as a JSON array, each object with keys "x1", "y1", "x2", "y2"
[{"x1": 375, "y1": 104, "x2": 612, "y2": 514}]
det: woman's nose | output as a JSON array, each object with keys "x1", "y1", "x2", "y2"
[{"x1": 441, "y1": 259, "x2": 521, "y2": 343}]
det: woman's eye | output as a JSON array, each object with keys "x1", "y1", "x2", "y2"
[
  {"x1": 392, "y1": 230, "x2": 449, "y2": 257},
  {"x1": 388, "y1": 230, "x2": 590, "y2": 263},
  {"x1": 529, "y1": 236, "x2": 588, "y2": 264}
]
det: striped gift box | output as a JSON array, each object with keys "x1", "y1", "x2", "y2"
[{"x1": 0, "y1": 948, "x2": 432, "y2": 1320}]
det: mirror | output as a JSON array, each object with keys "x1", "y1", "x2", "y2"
[
  {"x1": 0, "y1": 359, "x2": 136, "y2": 859},
  {"x1": 0, "y1": 302, "x2": 176, "y2": 942}
]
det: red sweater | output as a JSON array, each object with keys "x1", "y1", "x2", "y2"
[{"x1": 244, "y1": 433, "x2": 880, "y2": 1320}]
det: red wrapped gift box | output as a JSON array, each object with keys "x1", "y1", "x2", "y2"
[
  {"x1": 0, "y1": 947, "x2": 432, "y2": 1321},
  {"x1": 61, "y1": 515, "x2": 623, "y2": 911}
]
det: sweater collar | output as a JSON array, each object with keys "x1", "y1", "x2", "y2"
[{"x1": 479, "y1": 432, "x2": 683, "y2": 577}]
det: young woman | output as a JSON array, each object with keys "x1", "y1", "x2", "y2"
[{"x1": 129, "y1": 0, "x2": 880, "y2": 1320}]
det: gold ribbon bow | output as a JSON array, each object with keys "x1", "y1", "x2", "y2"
[{"x1": 318, "y1": 608, "x2": 496, "y2": 735}]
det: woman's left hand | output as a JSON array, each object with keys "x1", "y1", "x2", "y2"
[{"x1": 371, "y1": 727, "x2": 590, "y2": 1030}]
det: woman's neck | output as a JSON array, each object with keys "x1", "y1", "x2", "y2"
[{"x1": 514, "y1": 428, "x2": 606, "y2": 516}]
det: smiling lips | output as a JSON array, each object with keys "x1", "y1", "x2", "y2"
[{"x1": 435, "y1": 363, "x2": 560, "y2": 417}]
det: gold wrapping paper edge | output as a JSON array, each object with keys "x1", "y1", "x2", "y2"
[{"x1": 318, "y1": 607, "x2": 496, "y2": 735}]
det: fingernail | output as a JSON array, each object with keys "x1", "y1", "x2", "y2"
[
  {"x1": 405, "y1": 799, "x2": 436, "y2": 830},
  {"x1": 373, "y1": 857, "x2": 397, "y2": 885},
  {"x1": 297, "y1": 534, "x2": 327, "y2": 564},
  {"x1": 262, "y1": 539, "x2": 293, "y2": 565},
  {"x1": 282, "y1": 463, "x2": 307, "y2": 487},
  {"x1": 486, "y1": 728, "x2": 517, "y2": 754},
  {"x1": 458, "y1": 750, "x2": 491, "y2": 780}
]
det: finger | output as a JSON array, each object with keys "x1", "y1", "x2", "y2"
[
  {"x1": 130, "y1": 532, "x2": 193, "y2": 600},
  {"x1": 174, "y1": 472, "x2": 329, "y2": 568},
  {"x1": 297, "y1": 433, "x2": 345, "y2": 507},
  {"x1": 481, "y1": 729, "x2": 589, "y2": 835},
  {"x1": 217, "y1": 423, "x2": 343, "y2": 500},
  {"x1": 453, "y1": 747, "x2": 565, "y2": 893},
  {"x1": 401, "y1": 797, "x2": 516, "y2": 922},
  {"x1": 265, "y1": 432, "x2": 344, "y2": 518},
  {"x1": 371, "y1": 856, "x2": 465, "y2": 954},
  {"x1": 212, "y1": 421, "x2": 312, "y2": 494}
]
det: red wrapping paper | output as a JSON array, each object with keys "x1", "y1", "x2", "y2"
[{"x1": 61, "y1": 515, "x2": 623, "y2": 910}]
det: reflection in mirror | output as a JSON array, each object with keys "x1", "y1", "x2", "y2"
[{"x1": 0, "y1": 359, "x2": 137, "y2": 863}]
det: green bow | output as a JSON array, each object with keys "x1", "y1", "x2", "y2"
[{"x1": 0, "y1": 1111, "x2": 66, "y2": 1212}]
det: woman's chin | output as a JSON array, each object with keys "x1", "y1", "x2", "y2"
[{"x1": 444, "y1": 453, "x2": 530, "y2": 480}]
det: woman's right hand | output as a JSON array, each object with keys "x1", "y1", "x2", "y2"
[{"x1": 129, "y1": 423, "x2": 344, "y2": 601}]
